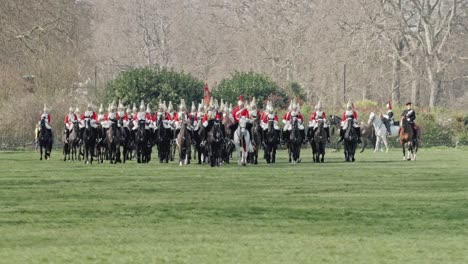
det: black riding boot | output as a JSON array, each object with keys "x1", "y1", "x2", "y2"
[
  {"x1": 282, "y1": 130, "x2": 288, "y2": 144},
  {"x1": 275, "y1": 130, "x2": 281, "y2": 145},
  {"x1": 325, "y1": 127, "x2": 330, "y2": 143},
  {"x1": 300, "y1": 129, "x2": 306, "y2": 144},
  {"x1": 66, "y1": 129, "x2": 70, "y2": 143},
  {"x1": 200, "y1": 126, "x2": 207, "y2": 147},
  {"x1": 337, "y1": 128, "x2": 344, "y2": 143},
  {"x1": 356, "y1": 127, "x2": 362, "y2": 144}
]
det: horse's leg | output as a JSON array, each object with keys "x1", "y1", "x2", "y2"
[
  {"x1": 374, "y1": 137, "x2": 380, "y2": 152},
  {"x1": 401, "y1": 142, "x2": 406, "y2": 160},
  {"x1": 383, "y1": 136, "x2": 389, "y2": 153},
  {"x1": 272, "y1": 147, "x2": 276, "y2": 163},
  {"x1": 360, "y1": 138, "x2": 367, "y2": 153}
]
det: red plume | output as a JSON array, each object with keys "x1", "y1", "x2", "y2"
[{"x1": 203, "y1": 82, "x2": 210, "y2": 106}]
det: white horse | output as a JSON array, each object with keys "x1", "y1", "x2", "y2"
[
  {"x1": 234, "y1": 116, "x2": 253, "y2": 166},
  {"x1": 368, "y1": 112, "x2": 390, "y2": 153}
]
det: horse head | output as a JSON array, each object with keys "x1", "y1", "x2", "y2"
[
  {"x1": 367, "y1": 112, "x2": 376, "y2": 126},
  {"x1": 40, "y1": 118, "x2": 47, "y2": 137}
]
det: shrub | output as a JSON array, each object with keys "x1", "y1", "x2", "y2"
[
  {"x1": 214, "y1": 71, "x2": 287, "y2": 108},
  {"x1": 104, "y1": 67, "x2": 204, "y2": 108}
]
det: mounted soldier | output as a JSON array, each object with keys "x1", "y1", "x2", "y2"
[
  {"x1": 401, "y1": 101, "x2": 417, "y2": 140},
  {"x1": 97, "y1": 104, "x2": 105, "y2": 124},
  {"x1": 64, "y1": 106, "x2": 78, "y2": 143},
  {"x1": 81, "y1": 103, "x2": 98, "y2": 129},
  {"x1": 338, "y1": 99, "x2": 362, "y2": 144},
  {"x1": 261, "y1": 100, "x2": 281, "y2": 143},
  {"x1": 133, "y1": 100, "x2": 150, "y2": 131},
  {"x1": 38, "y1": 104, "x2": 52, "y2": 134},
  {"x1": 382, "y1": 99, "x2": 394, "y2": 135},
  {"x1": 174, "y1": 99, "x2": 190, "y2": 136},
  {"x1": 308, "y1": 100, "x2": 330, "y2": 143},
  {"x1": 283, "y1": 99, "x2": 305, "y2": 143}
]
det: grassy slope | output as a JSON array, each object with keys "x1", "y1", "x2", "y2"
[{"x1": 0, "y1": 148, "x2": 467, "y2": 263}]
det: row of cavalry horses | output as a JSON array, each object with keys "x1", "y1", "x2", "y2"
[{"x1": 36, "y1": 111, "x2": 419, "y2": 164}]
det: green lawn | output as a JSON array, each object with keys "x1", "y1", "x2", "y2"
[{"x1": 0, "y1": 147, "x2": 467, "y2": 263}]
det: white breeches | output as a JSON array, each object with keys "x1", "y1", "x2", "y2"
[
  {"x1": 261, "y1": 122, "x2": 279, "y2": 130},
  {"x1": 308, "y1": 120, "x2": 328, "y2": 129},
  {"x1": 284, "y1": 122, "x2": 304, "y2": 131},
  {"x1": 341, "y1": 120, "x2": 359, "y2": 130},
  {"x1": 38, "y1": 121, "x2": 51, "y2": 130}
]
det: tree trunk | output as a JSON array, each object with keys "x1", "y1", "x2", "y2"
[
  {"x1": 410, "y1": 56, "x2": 420, "y2": 106},
  {"x1": 426, "y1": 55, "x2": 442, "y2": 109},
  {"x1": 391, "y1": 54, "x2": 401, "y2": 105}
]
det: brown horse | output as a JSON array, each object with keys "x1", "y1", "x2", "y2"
[{"x1": 399, "y1": 116, "x2": 418, "y2": 161}]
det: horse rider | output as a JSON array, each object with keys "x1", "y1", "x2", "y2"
[
  {"x1": 64, "y1": 106, "x2": 78, "y2": 143},
  {"x1": 337, "y1": 99, "x2": 362, "y2": 143},
  {"x1": 249, "y1": 97, "x2": 260, "y2": 120},
  {"x1": 401, "y1": 101, "x2": 417, "y2": 140},
  {"x1": 173, "y1": 99, "x2": 190, "y2": 136},
  {"x1": 200, "y1": 97, "x2": 222, "y2": 146},
  {"x1": 117, "y1": 100, "x2": 127, "y2": 127},
  {"x1": 38, "y1": 104, "x2": 52, "y2": 136},
  {"x1": 81, "y1": 103, "x2": 98, "y2": 129},
  {"x1": 281, "y1": 100, "x2": 294, "y2": 144},
  {"x1": 308, "y1": 100, "x2": 331, "y2": 143},
  {"x1": 103, "y1": 101, "x2": 120, "y2": 137},
  {"x1": 154, "y1": 101, "x2": 172, "y2": 130},
  {"x1": 189, "y1": 101, "x2": 200, "y2": 132},
  {"x1": 283, "y1": 99, "x2": 306, "y2": 143},
  {"x1": 234, "y1": 96, "x2": 253, "y2": 144},
  {"x1": 97, "y1": 104, "x2": 105, "y2": 124},
  {"x1": 124, "y1": 104, "x2": 134, "y2": 128},
  {"x1": 260, "y1": 100, "x2": 281, "y2": 144},
  {"x1": 167, "y1": 101, "x2": 175, "y2": 125},
  {"x1": 133, "y1": 100, "x2": 149, "y2": 130},
  {"x1": 382, "y1": 99, "x2": 394, "y2": 135},
  {"x1": 197, "y1": 101, "x2": 205, "y2": 127}
]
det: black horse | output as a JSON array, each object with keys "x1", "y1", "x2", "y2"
[
  {"x1": 328, "y1": 114, "x2": 342, "y2": 150},
  {"x1": 95, "y1": 123, "x2": 107, "y2": 163},
  {"x1": 119, "y1": 120, "x2": 134, "y2": 163},
  {"x1": 38, "y1": 118, "x2": 53, "y2": 160},
  {"x1": 288, "y1": 117, "x2": 302, "y2": 163},
  {"x1": 248, "y1": 117, "x2": 262, "y2": 165},
  {"x1": 135, "y1": 120, "x2": 151, "y2": 163},
  {"x1": 207, "y1": 120, "x2": 223, "y2": 167},
  {"x1": 155, "y1": 118, "x2": 171, "y2": 163},
  {"x1": 82, "y1": 118, "x2": 96, "y2": 164},
  {"x1": 310, "y1": 119, "x2": 326, "y2": 163},
  {"x1": 106, "y1": 121, "x2": 121, "y2": 164},
  {"x1": 263, "y1": 117, "x2": 279, "y2": 164},
  {"x1": 343, "y1": 118, "x2": 358, "y2": 162}
]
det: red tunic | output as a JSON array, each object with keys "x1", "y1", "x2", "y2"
[
  {"x1": 284, "y1": 112, "x2": 303, "y2": 122},
  {"x1": 103, "y1": 112, "x2": 120, "y2": 121},
  {"x1": 154, "y1": 112, "x2": 171, "y2": 122},
  {"x1": 341, "y1": 111, "x2": 358, "y2": 121},
  {"x1": 261, "y1": 112, "x2": 278, "y2": 123},
  {"x1": 173, "y1": 111, "x2": 190, "y2": 122},
  {"x1": 64, "y1": 114, "x2": 77, "y2": 124},
  {"x1": 81, "y1": 112, "x2": 98, "y2": 121},
  {"x1": 40, "y1": 114, "x2": 51, "y2": 123},
  {"x1": 234, "y1": 108, "x2": 250, "y2": 122},
  {"x1": 309, "y1": 111, "x2": 326, "y2": 121}
]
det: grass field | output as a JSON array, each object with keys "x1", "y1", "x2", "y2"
[{"x1": 0, "y1": 147, "x2": 467, "y2": 263}]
